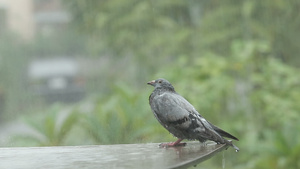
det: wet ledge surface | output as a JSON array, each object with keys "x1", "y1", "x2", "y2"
[{"x1": 0, "y1": 142, "x2": 228, "y2": 169}]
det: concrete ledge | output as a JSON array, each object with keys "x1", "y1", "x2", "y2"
[{"x1": 0, "y1": 141, "x2": 229, "y2": 169}]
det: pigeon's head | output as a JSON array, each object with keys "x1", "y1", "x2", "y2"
[{"x1": 147, "y1": 78, "x2": 175, "y2": 91}]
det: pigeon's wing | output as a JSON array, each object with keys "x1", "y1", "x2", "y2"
[
  {"x1": 187, "y1": 109, "x2": 228, "y2": 143},
  {"x1": 151, "y1": 92, "x2": 191, "y2": 127},
  {"x1": 150, "y1": 92, "x2": 199, "y2": 139},
  {"x1": 176, "y1": 94, "x2": 239, "y2": 141},
  {"x1": 151, "y1": 92, "x2": 226, "y2": 143}
]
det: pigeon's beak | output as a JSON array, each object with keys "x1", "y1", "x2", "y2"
[{"x1": 147, "y1": 80, "x2": 155, "y2": 86}]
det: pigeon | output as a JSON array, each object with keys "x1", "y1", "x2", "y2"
[{"x1": 147, "y1": 78, "x2": 239, "y2": 152}]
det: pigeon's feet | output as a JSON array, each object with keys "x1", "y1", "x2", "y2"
[
  {"x1": 159, "y1": 142, "x2": 186, "y2": 148},
  {"x1": 159, "y1": 139, "x2": 186, "y2": 148}
]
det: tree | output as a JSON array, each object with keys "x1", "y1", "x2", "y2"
[{"x1": 63, "y1": 0, "x2": 300, "y2": 67}]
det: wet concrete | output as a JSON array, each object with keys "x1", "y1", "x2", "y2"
[{"x1": 0, "y1": 141, "x2": 228, "y2": 169}]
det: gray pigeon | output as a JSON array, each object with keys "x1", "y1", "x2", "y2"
[{"x1": 147, "y1": 78, "x2": 239, "y2": 152}]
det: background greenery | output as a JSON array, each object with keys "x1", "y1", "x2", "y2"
[{"x1": 1, "y1": 0, "x2": 300, "y2": 168}]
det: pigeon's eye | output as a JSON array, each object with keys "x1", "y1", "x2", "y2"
[{"x1": 158, "y1": 80, "x2": 162, "y2": 83}]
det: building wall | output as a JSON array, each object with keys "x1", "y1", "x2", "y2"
[{"x1": 0, "y1": 0, "x2": 35, "y2": 40}]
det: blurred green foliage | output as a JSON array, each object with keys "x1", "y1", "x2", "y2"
[
  {"x1": 1, "y1": 0, "x2": 300, "y2": 168},
  {"x1": 64, "y1": 0, "x2": 300, "y2": 66},
  {"x1": 157, "y1": 39, "x2": 300, "y2": 168},
  {"x1": 16, "y1": 44, "x2": 299, "y2": 168},
  {"x1": 15, "y1": 105, "x2": 78, "y2": 146},
  {"x1": 81, "y1": 83, "x2": 171, "y2": 144}
]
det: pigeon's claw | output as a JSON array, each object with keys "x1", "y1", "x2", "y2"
[{"x1": 159, "y1": 139, "x2": 186, "y2": 148}]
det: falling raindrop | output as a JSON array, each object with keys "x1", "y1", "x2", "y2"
[{"x1": 222, "y1": 151, "x2": 226, "y2": 169}]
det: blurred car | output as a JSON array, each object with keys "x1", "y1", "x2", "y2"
[{"x1": 28, "y1": 58, "x2": 85, "y2": 103}]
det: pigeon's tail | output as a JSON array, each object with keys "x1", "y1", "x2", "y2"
[
  {"x1": 215, "y1": 128, "x2": 239, "y2": 141},
  {"x1": 208, "y1": 122, "x2": 239, "y2": 141}
]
